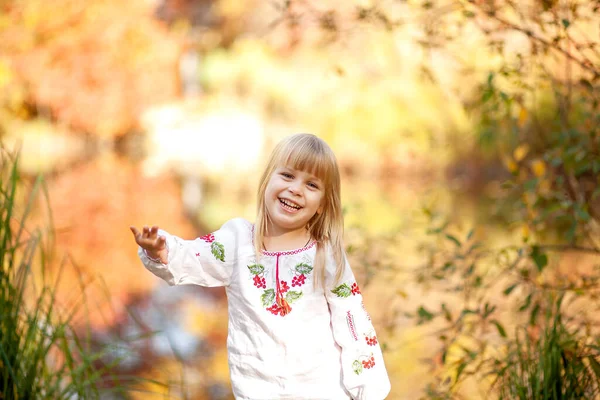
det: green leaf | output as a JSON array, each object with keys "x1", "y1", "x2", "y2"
[
  {"x1": 561, "y1": 18, "x2": 570, "y2": 28},
  {"x1": 261, "y1": 289, "x2": 275, "y2": 307},
  {"x1": 530, "y1": 246, "x2": 548, "y2": 272},
  {"x1": 295, "y1": 262, "x2": 313, "y2": 275},
  {"x1": 331, "y1": 283, "x2": 352, "y2": 298},
  {"x1": 352, "y1": 360, "x2": 363, "y2": 375},
  {"x1": 456, "y1": 362, "x2": 467, "y2": 382},
  {"x1": 491, "y1": 320, "x2": 507, "y2": 337},
  {"x1": 576, "y1": 207, "x2": 591, "y2": 222},
  {"x1": 247, "y1": 264, "x2": 264, "y2": 275},
  {"x1": 445, "y1": 234, "x2": 461, "y2": 247},
  {"x1": 529, "y1": 303, "x2": 540, "y2": 325},
  {"x1": 285, "y1": 290, "x2": 303, "y2": 304},
  {"x1": 211, "y1": 241, "x2": 225, "y2": 262},
  {"x1": 483, "y1": 303, "x2": 496, "y2": 318},
  {"x1": 524, "y1": 178, "x2": 538, "y2": 191},
  {"x1": 461, "y1": 309, "x2": 478, "y2": 316},
  {"x1": 464, "y1": 263, "x2": 475, "y2": 277},
  {"x1": 503, "y1": 283, "x2": 518, "y2": 296},
  {"x1": 441, "y1": 303, "x2": 452, "y2": 322},
  {"x1": 466, "y1": 228, "x2": 474, "y2": 240},
  {"x1": 519, "y1": 293, "x2": 532, "y2": 312},
  {"x1": 418, "y1": 306, "x2": 435, "y2": 322}
]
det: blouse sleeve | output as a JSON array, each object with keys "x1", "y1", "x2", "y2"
[
  {"x1": 325, "y1": 254, "x2": 392, "y2": 400},
  {"x1": 138, "y1": 219, "x2": 241, "y2": 287}
]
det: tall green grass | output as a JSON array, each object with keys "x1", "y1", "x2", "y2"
[
  {"x1": 0, "y1": 150, "x2": 130, "y2": 399},
  {"x1": 495, "y1": 295, "x2": 600, "y2": 400}
]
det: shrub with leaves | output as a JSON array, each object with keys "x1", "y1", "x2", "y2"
[{"x1": 0, "y1": 150, "x2": 137, "y2": 398}]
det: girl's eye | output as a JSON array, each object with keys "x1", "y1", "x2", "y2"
[
  {"x1": 281, "y1": 172, "x2": 293, "y2": 179},
  {"x1": 308, "y1": 182, "x2": 319, "y2": 189}
]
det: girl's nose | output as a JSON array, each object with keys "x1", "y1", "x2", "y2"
[{"x1": 288, "y1": 181, "x2": 302, "y2": 195}]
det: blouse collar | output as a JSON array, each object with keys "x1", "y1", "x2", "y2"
[{"x1": 251, "y1": 224, "x2": 316, "y2": 256}]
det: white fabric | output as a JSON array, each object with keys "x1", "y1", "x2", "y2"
[{"x1": 139, "y1": 218, "x2": 391, "y2": 400}]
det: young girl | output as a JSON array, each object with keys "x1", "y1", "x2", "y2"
[{"x1": 130, "y1": 134, "x2": 391, "y2": 400}]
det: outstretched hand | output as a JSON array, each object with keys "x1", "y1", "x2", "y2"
[{"x1": 130, "y1": 225, "x2": 168, "y2": 264}]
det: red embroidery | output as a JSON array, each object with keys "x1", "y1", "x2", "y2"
[
  {"x1": 280, "y1": 280, "x2": 290, "y2": 293},
  {"x1": 352, "y1": 353, "x2": 376, "y2": 375},
  {"x1": 291, "y1": 274, "x2": 306, "y2": 287},
  {"x1": 195, "y1": 252, "x2": 200, "y2": 257},
  {"x1": 253, "y1": 275, "x2": 266, "y2": 289},
  {"x1": 199, "y1": 233, "x2": 215, "y2": 243},
  {"x1": 267, "y1": 304, "x2": 286, "y2": 316},
  {"x1": 248, "y1": 260, "x2": 310, "y2": 316},
  {"x1": 346, "y1": 311, "x2": 359, "y2": 341},
  {"x1": 365, "y1": 334, "x2": 378, "y2": 346},
  {"x1": 332, "y1": 281, "x2": 361, "y2": 298},
  {"x1": 362, "y1": 355, "x2": 376, "y2": 369}
]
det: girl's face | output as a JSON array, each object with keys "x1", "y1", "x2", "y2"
[{"x1": 264, "y1": 166, "x2": 325, "y2": 234}]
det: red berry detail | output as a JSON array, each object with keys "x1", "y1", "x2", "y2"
[
  {"x1": 351, "y1": 282, "x2": 361, "y2": 295},
  {"x1": 200, "y1": 233, "x2": 215, "y2": 243},
  {"x1": 280, "y1": 281, "x2": 289, "y2": 293}
]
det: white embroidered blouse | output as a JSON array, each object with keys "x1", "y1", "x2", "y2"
[{"x1": 138, "y1": 218, "x2": 391, "y2": 400}]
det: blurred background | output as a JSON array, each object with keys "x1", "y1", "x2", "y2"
[{"x1": 1, "y1": 0, "x2": 599, "y2": 399}]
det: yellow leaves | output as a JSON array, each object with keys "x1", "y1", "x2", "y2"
[
  {"x1": 517, "y1": 107, "x2": 528, "y2": 127},
  {"x1": 513, "y1": 144, "x2": 529, "y2": 162},
  {"x1": 538, "y1": 178, "x2": 552, "y2": 196},
  {"x1": 521, "y1": 224, "x2": 530, "y2": 241},
  {"x1": 502, "y1": 156, "x2": 518, "y2": 174},
  {"x1": 504, "y1": 145, "x2": 546, "y2": 177},
  {"x1": 531, "y1": 159, "x2": 546, "y2": 177}
]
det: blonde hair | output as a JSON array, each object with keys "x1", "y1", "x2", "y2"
[{"x1": 254, "y1": 133, "x2": 345, "y2": 289}]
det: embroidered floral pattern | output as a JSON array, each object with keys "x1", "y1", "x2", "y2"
[
  {"x1": 331, "y1": 281, "x2": 361, "y2": 298},
  {"x1": 352, "y1": 354, "x2": 376, "y2": 375},
  {"x1": 200, "y1": 233, "x2": 225, "y2": 262},
  {"x1": 200, "y1": 233, "x2": 215, "y2": 242},
  {"x1": 365, "y1": 332, "x2": 378, "y2": 346},
  {"x1": 253, "y1": 275, "x2": 266, "y2": 289},
  {"x1": 248, "y1": 261, "x2": 312, "y2": 316}
]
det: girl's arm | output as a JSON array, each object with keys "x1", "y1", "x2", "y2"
[
  {"x1": 133, "y1": 219, "x2": 241, "y2": 287},
  {"x1": 325, "y1": 255, "x2": 392, "y2": 400}
]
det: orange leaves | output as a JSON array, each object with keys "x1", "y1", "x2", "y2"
[{"x1": 1, "y1": 0, "x2": 183, "y2": 138}]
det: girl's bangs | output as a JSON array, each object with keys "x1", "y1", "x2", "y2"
[{"x1": 276, "y1": 140, "x2": 333, "y2": 184}]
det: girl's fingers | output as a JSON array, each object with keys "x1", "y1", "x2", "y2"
[
  {"x1": 130, "y1": 226, "x2": 142, "y2": 241},
  {"x1": 131, "y1": 225, "x2": 164, "y2": 251}
]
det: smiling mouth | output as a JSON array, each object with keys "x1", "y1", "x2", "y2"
[{"x1": 279, "y1": 198, "x2": 302, "y2": 212}]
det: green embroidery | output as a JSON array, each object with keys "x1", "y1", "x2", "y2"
[
  {"x1": 285, "y1": 290, "x2": 303, "y2": 304},
  {"x1": 211, "y1": 241, "x2": 225, "y2": 262},
  {"x1": 331, "y1": 283, "x2": 352, "y2": 298},
  {"x1": 250, "y1": 261, "x2": 314, "y2": 316},
  {"x1": 352, "y1": 360, "x2": 363, "y2": 375},
  {"x1": 295, "y1": 262, "x2": 313, "y2": 275},
  {"x1": 261, "y1": 289, "x2": 275, "y2": 307},
  {"x1": 248, "y1": 264, "x2": 265, "y2": 275}
]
